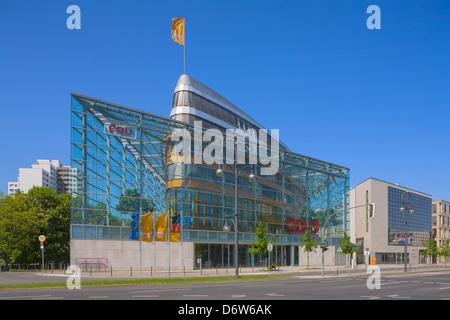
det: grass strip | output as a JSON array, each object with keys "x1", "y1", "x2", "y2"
[{"x1": 0, "y1": 275, "x2": 289, "y2": 290}]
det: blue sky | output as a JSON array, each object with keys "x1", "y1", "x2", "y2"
[{"x1": 1, "y1": 1, "x2": 449, "y2": 199}]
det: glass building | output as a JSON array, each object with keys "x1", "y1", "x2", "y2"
[
  {"x1": 387, "y1": 186, "x2": 432, "y2": 247},
  {"x1": 70, "y1": 75, "x2": 350, "y2": 269}
]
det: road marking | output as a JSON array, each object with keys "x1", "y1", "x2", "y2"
[
  {"x1": 439, "y1": 287, "x2": 450, "y2": 290},
  {"x1": 320, "y1": 279, "x2": 350, "y2": 283},
  {"x1": 132, "y1": 295, "x2": 159, "y2": 298},
  {"x1": 182, "y1": 295, "x2": 209, "y2": 297},
  {"x1": 388, "y1": 294, "x2": 410, "y2": 299},
  {"x1": 242, "y1": 283, "x2": 284, "y2": 288},
  {"x1": 89, "y1": 296, "x2": 109, "y2": 299},
  {"x1": 361, "y1": 296, "x2": 380, "y2": 300},
  {"x1": 379, "y1": 281, "x2": 403, "y2": 286},
  {"x1": 129, "y1": 288, "x2": 192, "y2": 293},
  {"x1": 265, "y1": 293, "x2": 284, "y2": 297},
  {"x1": 0, "y1": 295, "x2": 52, "y2": 299},
  {"x1": 231, "y1": 294, "x2": 246, "y2": 298},
  {"x1": 32, "y1": 296, "x2": 63, "y2": 300}
]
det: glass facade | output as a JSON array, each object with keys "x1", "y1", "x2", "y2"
[
  {"x1": 387, "y1": 186, "x2": 432, "y2": 247},
  {"x1": 70, "y1": 91, "x2": 350, "y2": 266}
]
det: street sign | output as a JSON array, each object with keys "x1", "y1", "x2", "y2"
[
  {"x1": 267, "y1": 243, "x2": 273, "y2": 252},
  {"x1": 337, "y1": 247, "x2": 342, "y2": 253},
  {"x1": 39, "y1": 235, "x2": 46, "y2": 242}
]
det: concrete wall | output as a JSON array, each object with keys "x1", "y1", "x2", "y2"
[
  {"x1": 71, "y1": 239, "x2": 194, "y2": 271},
  {"x1": 298, "y1": 246, "x2": 343, "y2": 267}
]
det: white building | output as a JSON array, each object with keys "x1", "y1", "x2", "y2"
[
  {"x1": 8, "y1": 159, "x2": 71, "y2": 195},
  {"x1": 350, "y1": 178, "x2": 433, "y2": 266}
]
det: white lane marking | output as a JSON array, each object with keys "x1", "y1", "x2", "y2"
[
  {"x1": 265, "y1": 292, "x2": 284, "y2": 297},
  {"x1": 128, "y1": 288, "x2": 192, "y2": 293},
  {"x1": 388, "y1": 294, "x2": 410, "y2": 299},
  {"x1": 0, "y1": 295, "x2": 52, "y2": 299},
  {"x1": 242, "y1": 283, "x2": 284, "y2": 288}
]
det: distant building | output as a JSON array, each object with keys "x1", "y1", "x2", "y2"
[
  {"x1": 350, "y1": 178, "x2": 432, "y2": 266},
  {"x1": 7, "y1": 182, "x2": 19, "y2": 196},
  {"x1": 432, "y1": 199, "x2": 450, "y2": 262},
  {"x1": 8, "y1": 159, "x2": 71, "y2": 195}
]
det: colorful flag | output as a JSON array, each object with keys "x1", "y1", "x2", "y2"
[
  {"x1": 155, "y1": 212, "x2": 168, "y2": 241},
  {"x1": 140, "y1": 211, "x2": 153, "y2": 242},
  {"x1": 172, "y1": 18, "x2": 185, "y2": 45},
  {"x1": 129, "y1": 211, "x2": 140, "y2": 240},
  {"x1": 170, "y1": 214, "x2": 181, "y2": 242}
]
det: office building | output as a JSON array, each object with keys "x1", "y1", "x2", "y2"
[
  {"x1": 350, "y1": 178, "x2": 432, "y2": 265},
  {"x1": 70, "y1": 74, "x2": 350, "y2": 271}
]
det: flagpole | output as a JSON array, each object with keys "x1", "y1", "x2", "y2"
[
  {"x1": 153, "y1": 211, "x2": 156, "y2": 274},
  {"x1": 183, "y1": 16, "x2": 186, "y2": 74},
  {"x1": 168, "y1": 212, "x2": 171, "y2": 276},
  {"x1": 139, "y1": 208, "x2": 142, "y2": 274}
]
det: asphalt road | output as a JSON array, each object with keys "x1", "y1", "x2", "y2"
[{"x1": 1, "y1": 270, "x2": 450, "y2": 301}]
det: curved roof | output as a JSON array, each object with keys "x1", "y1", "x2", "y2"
[
  {"x1": 174, "y1": 75, "x2": 266, "y2": 129},
  {"x1": 173, "y1": 74, "x2": 289, "y2": 150}
]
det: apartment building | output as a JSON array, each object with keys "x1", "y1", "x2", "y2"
[
  {"x1": 432, "y1": 200, "x2": 450, "y2": 260},
  {"x1": 8, "y1": 159, "x2": 71, "y2": 195}
]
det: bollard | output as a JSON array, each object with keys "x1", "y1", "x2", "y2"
[
  {"x1": 131, "y1": 266, "x2": 133, "y2": 277},
  {"x1": 111, "y1": 266, "x2": 113, "y2": 277}
]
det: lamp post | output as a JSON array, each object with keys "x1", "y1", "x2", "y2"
[
  {"x1": 216, "y1": 142, "x2": 256, "y2": 278},
  {"x1": 399, "y1": 192, "x2": 414, "y2": 272}
]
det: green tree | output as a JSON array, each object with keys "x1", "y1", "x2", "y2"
[
  {"x1": 439, "y1": 240, "x2": 450, "y2": 266},
  {"x1": 0, "y1": 187, "x2": 70, "y2": 265},
  {"x1": 422, "y1": 238, "x2": 439, "y2": 264},
  {"x1": 298, "y1": 229, "x2": 318, "y2": 270},
  {"x1": 116, "y1": 189, "x2": 155, "y2": 224},
  {"x1": 249, "y1": 221, "x2": 274, "y2": 264},
  {"x1": 337, "y1": 232, "x2": 359, "y2": 267}
]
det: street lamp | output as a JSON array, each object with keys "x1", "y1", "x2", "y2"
[
  {"x1": 399, "y1": 192, "x2": 414, "y2": 272},
  {"x1": 216, "y1": 143, "x2": 256, "y2": 278}
]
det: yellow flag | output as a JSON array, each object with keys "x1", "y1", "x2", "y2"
[
  {"x1": 155, "y1": 212, "x2": 168, "y2": 241},
  {"x1": 140, "y1": 212, "x2": 153, "y2": 242},
  {"x1": 172, "y1": 18, "x2": 185, "y2": 45}
]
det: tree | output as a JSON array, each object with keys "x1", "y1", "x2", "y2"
[
  {"x1": 0, "y1": 187, "x2": 70, "y2": 265},
  {"x1": 337, "y1": 232, "x2": 359, "y2": 267},
  {"x1": 116, "y1": 189, "x2": 155, "y2": 225},
  {"x1": 422, "y1": 238, "x2": 439, "y2": 264},
  {"x1": 249, "y1": 221, "x2": 274, "y2": 265},
  {"x1": 298, "y1": 229, "x2": 318, "y2": 270},
  {"x1": 439, "y1": 240, "x2": 450, "y2": 266}
]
